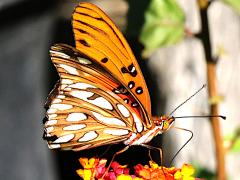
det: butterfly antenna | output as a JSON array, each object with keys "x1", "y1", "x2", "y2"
[
  {"x1": 168, "y1": 114, "x2": 226, "y2": 166},
  {"x1": 169, "y1": 127, "x2": 193, "y2": 166},
  {"x1": 168, "y1": 84, "x2": 206, "y2": 117},
  {"x1": 174, "y1": 115, "x2": 226, "y2": 120}
]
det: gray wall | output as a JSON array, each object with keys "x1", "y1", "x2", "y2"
[{"x1": 0, "y1": 1, "x2": 58, "y2": 180}]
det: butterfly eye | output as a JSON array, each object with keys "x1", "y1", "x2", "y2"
[{"x1": 162, "y1": 121, "x2": 169, "y2": 131}]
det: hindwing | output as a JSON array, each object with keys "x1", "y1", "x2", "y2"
[{"x1": 43, "y1": 44, "x2": 149, "y2": 151}]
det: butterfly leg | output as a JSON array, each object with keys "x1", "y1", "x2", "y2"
[
  {"x1": 141, "y1": 144, "x2": 167, "y2": 177},
  {"x1": 98, "y1": 145, "x2": 112, "y2": 158},
  {"x1": 169, "y1": 126, "x2": 193, "y2": 166},
  {"x1": 102, "y1": 146, "x2": 130, "y2": 178},
  {"x1": 141, "y1": 144, "x2": 163, "y2": 165},
  {"x1": 148, "y1": 148, "x2": 153, "y2": 162}
]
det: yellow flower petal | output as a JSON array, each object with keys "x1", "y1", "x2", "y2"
[
  {"x1": 149, "y1": 161, "x2": 159, "y2": 169},
  {"x1": 139, "y1": 169, "x2": 151, "y2": 179},
  {"x1": 79, "y1": 158, "x2": 89, "y2": 167},
  {"x1": 133, "y1": 177, "x2": 143, "y2": 180},
  {"x1": 117, "y1": 174, "x2": 132, "y2": 180},
  {"x1": 76, "y1": 169, "x2": 84, "y2": 177},
  {"x1": 76, "y1": 169, "x2": 92, "y2": 180},
  {"x1": 181, "y1": 164, "x2": 195, "y2": 176},
  {"x1": 88, "y1": 158, "x2": 97, "y2": 168},
  {"x1": 182, "y1": 177, "x2": 195, "y2": 180},
  {"x1": 174, "y1": 170, "x2": 182, "y2": 179}
]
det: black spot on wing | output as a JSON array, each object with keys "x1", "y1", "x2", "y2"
[
  {"x1": 79, "y1": 39, "x2": 90, "y2": 47},
  {"x1": 43, "y1": 130, "x2": 58, "y2": 141},
  {"x1": 113, "y1": 85, "x2": 128, "y2": 94},
  {"x1": 101, "y1": 57, "x2": 108, "y2": 63},
  {"x1": 124, "y1": 98, "x2": 129, "y2": 104},
  {"x1": 121, "y1": 64, "x2": 137, "y2": 77},
  {"x1": 136, "y1": 87, "x2": 143, "y2": 94},
  {"x1": 131, "y1": 102, "x2": 139, "y2": 107},
  {"x1": 128, "y1": 81, "x2": 135, "y2": 89},
  {"x1": 42, "y1": 117, "x2": 48, "y2": 124}
]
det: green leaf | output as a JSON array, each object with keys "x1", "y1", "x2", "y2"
[
  {"x1": 224, "y1": 128, "x2": 240, "y2": 153},
  {"x1": 140, "y1": 0, "x2": 185, "y2": 57},
  {"x1": 193, "y1": 162, "x2": 216, "y2": 180},
  {"x1": 221, "y1": 0, "x2": 240, "y2": 14}
]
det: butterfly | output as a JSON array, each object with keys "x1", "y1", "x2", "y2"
[{"x1": 43, "y1": 2, "x2": 175, "y2": 152}]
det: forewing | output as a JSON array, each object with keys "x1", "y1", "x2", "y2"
[{"x1": 72, "y1": 2, "x2": 152, "y2": 123}]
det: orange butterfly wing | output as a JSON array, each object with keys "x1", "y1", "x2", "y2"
[
  {"x1": 44, "y1": 44, "x2": 148, "y2": 151},
  {"x1": 72, "y1": 3, "x2": 152, "y2": 126}
]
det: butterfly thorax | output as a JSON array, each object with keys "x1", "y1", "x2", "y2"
[{"x1": 124, "y1": 116, "x2": 175, "y2": 146}]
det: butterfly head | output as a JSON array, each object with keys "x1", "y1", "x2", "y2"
[{"x1": 153, "y1": 115, "x2": 175, "y2": 132}]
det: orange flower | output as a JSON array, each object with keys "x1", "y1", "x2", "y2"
[
  {"x1": 135, "y1": 161, "x2": 181, "y2": 180},
  {"x1": 76, "y1": 157, "x2": 197, "y2": 180}
]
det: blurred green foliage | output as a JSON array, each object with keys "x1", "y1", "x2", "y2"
[
  {"x1": 194, "y1": 162, "x2": 216, "y2": 180},
  {"x1": 224, "y1": 127, "x2": 240, "y2": 153},
  {"x1": 222, "y1": 0, "x2": 240, "y2": 14},
  {"x1": 139, "y1": 0, "x2": 185, "y2": 57}
]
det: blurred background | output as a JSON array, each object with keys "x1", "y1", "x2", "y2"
[{"x1": 0, "y1": 0, "x2": 239, "y2": 179}]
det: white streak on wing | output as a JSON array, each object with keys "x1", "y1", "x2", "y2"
[
  {"x1": 48, "y1": 144, "x2": 61, "y2": 149},
  {"x1": 90, "y1": 97, "x2": 113, "y2": 110},
  {"x1": 53, "y1": 134, "x2": 75, "y2": 143},
  {"x1": 50, "y1": 104, "x2": 72, "y2": 110},
  {"x1": 46, "y1": 120, "x2": 57, "y2": 125},
  {"x1": 45, "y1": 133, "x2": 51, "y2": 137},
  {"x1": 69, "y1": 83, "x2": 96, "y2": 89},
  {"x1": 63, "y1": 124, "x2": 86, "y2": 131},
  {"x1": 131, "y1": 67, "x2": 136, "y2": 73},
  {"x1": 77, "y1": 57, "x2": 92, "y2": 64},
  {"x1": 65, "y1": 87, "x2": 72, "y2": 90},
  {"x1": 57, "y1": 95, "x2": 65, "y2": 99},
  {"x1": 78, "y1": 131, "x2": 98, "y2": 142},
  {"x1": 59, "y1": 64, "x2": 78, "y2": 75},
  {"x1": 70, "y1": 90, "x2": 112, "y2": 110},
  {"x1": 52, "y1": 99, "x2": 62, "y2": 103},
  {"x1": 133, "y1": 113, "x2": 143, "y2": 132},
  {"x1": 117, "y1": 104, "x2": 130, "y2": 117},
  {"x1": 47, "y1": 108, "x2": 57, "y2": 114},
  {"x1": 70, "y1": 90, "x2": 94, "y2": 100},
  {"x1": 92, "y1": 112, "x2": 126, "y2": 126},
  {"x1": 62, "y1": 79, "x2": 73, "y2": 84},
  {"x1": 60, "y1": 85, "x2": 67, "y2": 89},
  {"x1": 48, "y1": 114, "x2": 57, "y2": 119},
  {"x1": 104, "y1": 129, "x2": 129, "y2": 136},
  {"x1": 50, "y1": 50, "x2": 70, "y2": 59},
  {"x1": 66, "y1": 113, "x2": 87, "y2": 121},
  {"x1": 46, "y1": 126, "x2": 54, "y2": 133}
]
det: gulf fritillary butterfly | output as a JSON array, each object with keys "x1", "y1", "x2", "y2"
[{"x1": 43, "y1": 2, "x2": 174, "y2": 152}]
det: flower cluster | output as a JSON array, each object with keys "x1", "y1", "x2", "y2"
[{"x1": 76, "y1": 157, "x2": 197, "y2": 180}]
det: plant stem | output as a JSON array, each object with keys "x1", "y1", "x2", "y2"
[
  {"x1": 207, "y1": 63, "x2": 226, "y2": 180},
  {"x1": 197, "y1": 1, "x2": 226, "y2": 179}
]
